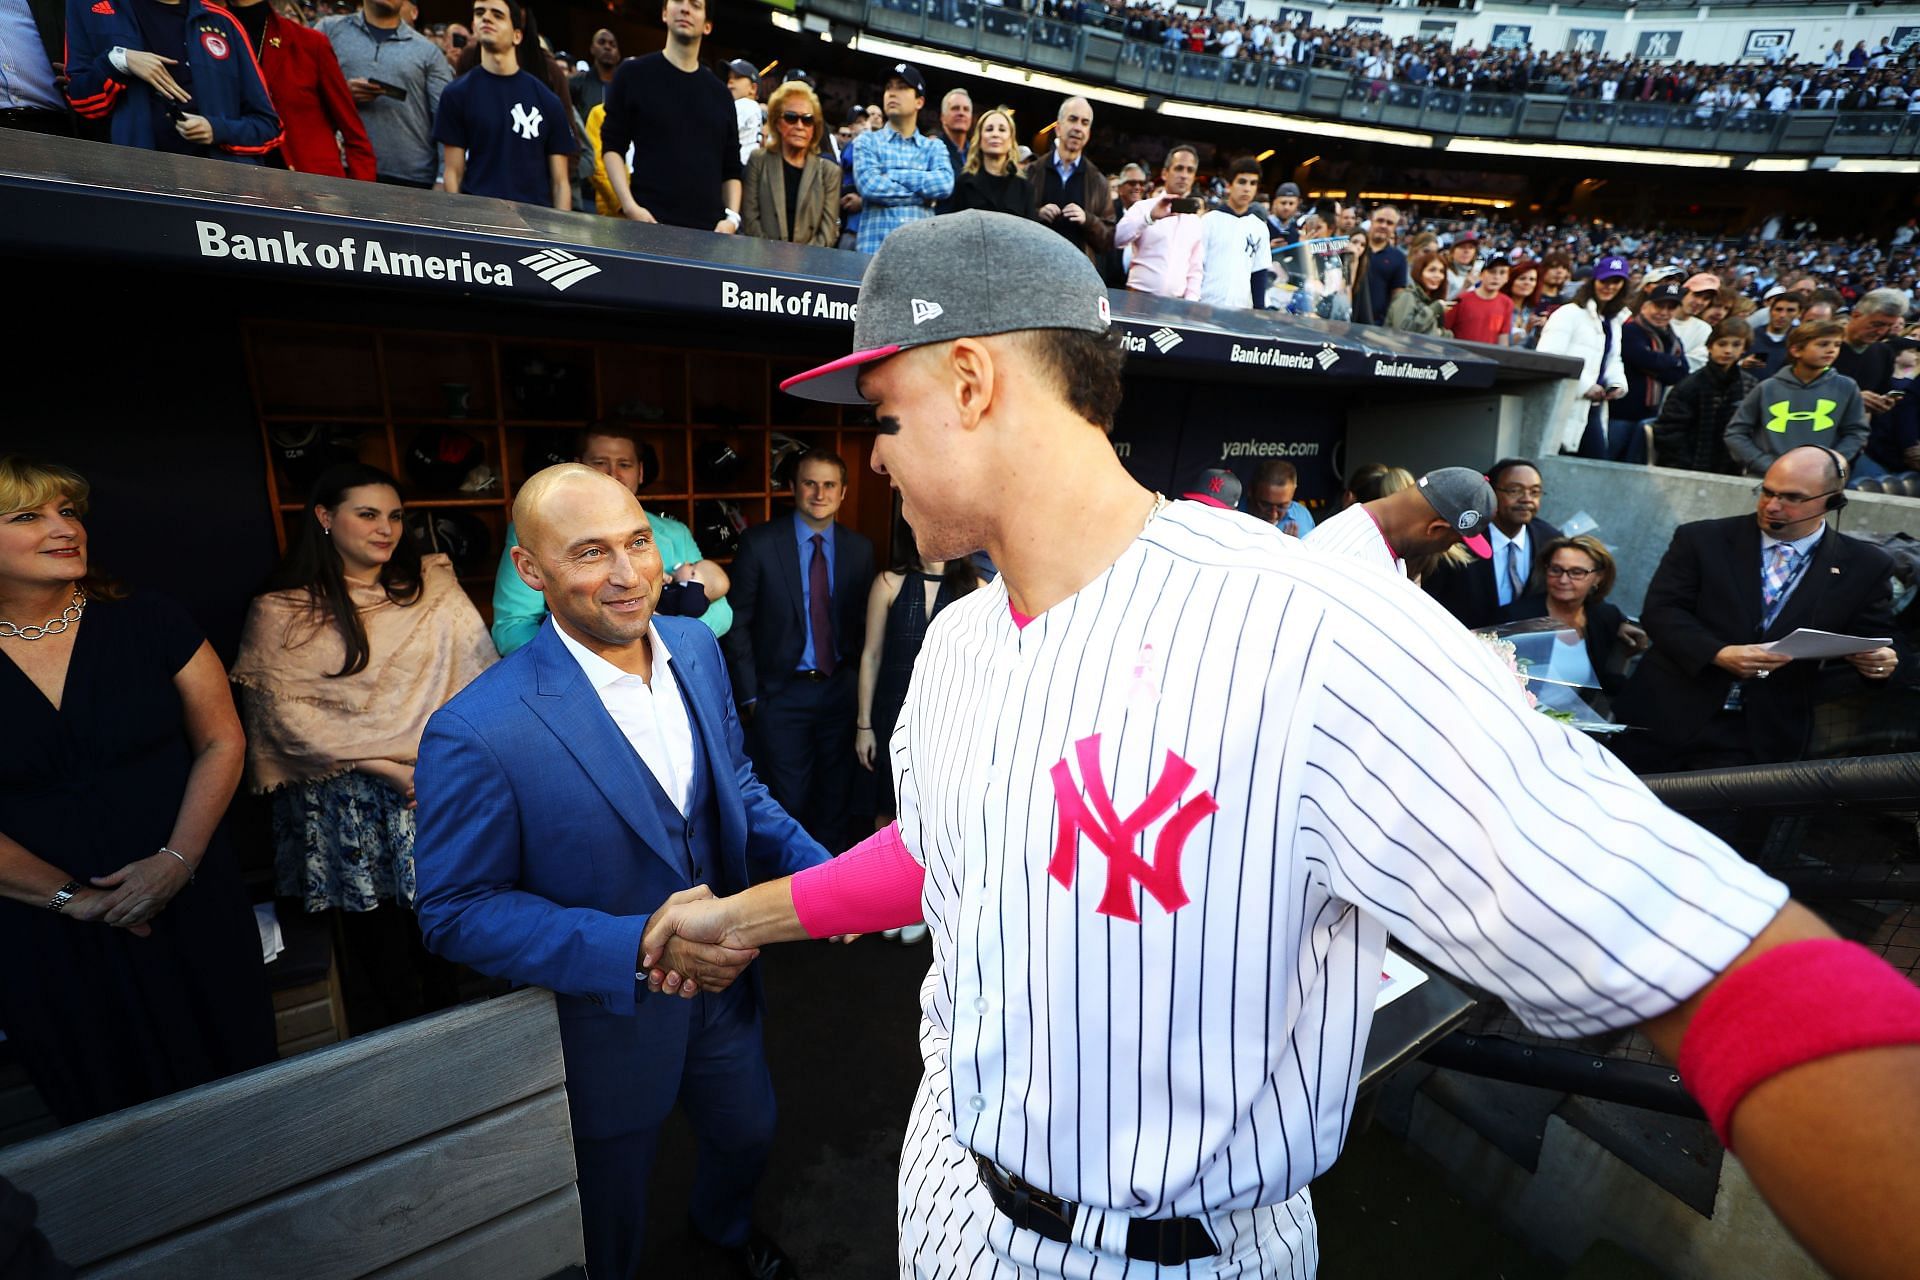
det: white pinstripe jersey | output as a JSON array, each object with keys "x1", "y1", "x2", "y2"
[
  {"x1": 890, "y1": 501, "x2": 1787, "y2": 1222},
  {"x1": 1301, "y1": 503, "x2": 1404, "y2": 577}
]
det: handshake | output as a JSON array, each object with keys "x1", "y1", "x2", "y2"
[{"x1": 638, "y1": 882, "x2": 860, "y2": 999}]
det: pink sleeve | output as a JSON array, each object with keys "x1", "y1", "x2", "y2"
[{"x1": 789, "y1": 822, "x2": 927, "y2": 938}]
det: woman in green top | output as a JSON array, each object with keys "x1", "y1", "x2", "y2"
[
  {"x1": 1385, "y1": 249, "x2": 1452, "y2": 338},
  {"x1": 490, "y1": 425, "x2": 732, "y2": 655}
]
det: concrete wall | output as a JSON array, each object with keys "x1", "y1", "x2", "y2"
[
  {"x1": 1536, "y1": 458, "x2": 1920, "y2": 616},
  {"x1": 1232, "y1": 0, "x2": 1914, "y2": 70}
]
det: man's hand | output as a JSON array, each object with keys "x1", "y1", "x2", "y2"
[
  {"x1": 1617, "y1": 620, "x2": 1651, "y2": 654},
  {"x1": 1037, "y1": 202, "x2": 1060, "y2": 224},
  {"x1": 1604, "y1": 385, "x2": 1627, "y2": 400},
  {"x1": 621, "y1": 203, "x2": 657, "y2": 224},
  {"x1": 640, "y1": 886, "x2": 758, "y2": 998},
  {"x1": 1845, "y1": 646, "x2": 1899, "y2": 680},
  {"x1": 1860, "y1": 390, "x2": 1894, "y2": 416},
  {"x1": 714, "y1": 219, "x2": 737, "y2": 235},
  {"x1": 89, "y1": 851, "x2": 193, "y2": 932},
  {"x1": 841, "y1": 191, "x2": 862, "y2": 213},
  {"x1": 347, "y1": 76, "x2": 385, "y2": 105},
  {"x1": 1583, "y1": 384, "x2": 1609, "y2": 402},
  {"x1": 1903, "y1": 444, "x2": 1920, "y2": 470},
  {"x1": 175, "y1": 113, "x2": 214, "y2": 145},
  {"x1": 1147, "y1": 192, "x2": 1174, "y2": 221},
  {"x1": 63, "y1": 885, "x2": 153, "y2": 937},
  {"x1": 1714, "y1": 643, "x2": 1794, "y2": 680},
  {"x1": 1060, "y1": 202, "x2": 1086, "y2": 225},
  {"x1": 127, "y1": 50, "x2": 191, "y2": 102}
]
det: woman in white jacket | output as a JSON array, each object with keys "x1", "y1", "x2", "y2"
[{"x1": 1536, "y1": 256, "x2": 1632, "y2": 456}]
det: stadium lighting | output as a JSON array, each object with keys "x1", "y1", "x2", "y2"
[
  {"x1": 1160, "y1": 99, "x2": 1432, "y2": 148},
  {"x1": 847, "y1": 33, "x2": 1148, "y2": 110},
  {"x1": 1445, "y1": 138, "x2": 1731, "y2": 169},
  {"x1": 1747, "y1": 158, "x2": 1811, "y2": 173},
  {"x1": 1828, "y1": 159, "x2": 1920, "y2": 174}
]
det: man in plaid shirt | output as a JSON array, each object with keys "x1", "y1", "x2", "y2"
[{"x1": 849, "y1": 62, "x2": 953, "y2": 256}]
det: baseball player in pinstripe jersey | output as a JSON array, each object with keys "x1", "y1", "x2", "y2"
[{"x1": 639, "y1": 212, "x2": 1920, "y2": 1279}]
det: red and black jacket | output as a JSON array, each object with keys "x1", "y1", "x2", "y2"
[
  {"x1": 257, "y1": 7, "x2": 373, "y2": 180},
  {"x1": 64, "y1": 0, "x2": 280, "y2": 161}
]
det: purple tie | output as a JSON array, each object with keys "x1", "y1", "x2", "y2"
[{"x1": 810, "y1": 533, "x2": 836, "y2": 676}]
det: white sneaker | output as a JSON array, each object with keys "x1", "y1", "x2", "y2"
[{"x1": 895, "y1": 924, "x2": 929, "y2": 945}]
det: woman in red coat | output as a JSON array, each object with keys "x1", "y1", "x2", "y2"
[{"x1": 228, "y1": 0, "x2": 376, "y2": 180}]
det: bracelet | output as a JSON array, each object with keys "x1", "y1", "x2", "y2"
[
  {"x1": 159, "y1": 846, "x2": 196, "y2": 883},
  {"x1": 857, "y1": 724, "x2": 872, "y2": 730},
  {"x1": 47, "y1": 881, "x2": 84, "y2": 913}
]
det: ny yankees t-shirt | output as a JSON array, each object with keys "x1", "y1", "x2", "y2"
[
  {"x1": 1197, "y1": 207, "x2": 1270, "y2": 310},
  {"x1": 433, "y1": 67, "x2": 575, "y2": 207}
]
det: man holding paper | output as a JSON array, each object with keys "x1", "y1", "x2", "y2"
[{"x1": 1618, "y1": 446, "x2": 1908, "y2": 772}]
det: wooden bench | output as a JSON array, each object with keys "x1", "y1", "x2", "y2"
[{"x1": 0, "y1": 988, "x2": 584, "y2": 1279}]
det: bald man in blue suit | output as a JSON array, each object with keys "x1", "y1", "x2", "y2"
[{"x1": 414, "y1": 465, "x2": 827, "y2": 1280}]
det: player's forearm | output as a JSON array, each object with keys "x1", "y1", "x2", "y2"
[{"x1": 714, "y1": 877, "x2": 811, "y2": 950}]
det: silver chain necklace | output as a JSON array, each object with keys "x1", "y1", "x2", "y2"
[{"x1": 0, "y1": 590, "x2": 85, "y2": 641}]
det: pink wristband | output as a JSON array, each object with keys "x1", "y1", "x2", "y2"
[
  {"x1": 789, "y1": 822, "x2": 927, "y2": 938},
  {"x1": 1677, "y1": 938, "x2": 1920, "y2": 1148}
]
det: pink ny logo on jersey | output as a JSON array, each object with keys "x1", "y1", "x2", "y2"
[{"x1": 1048, "y1": 733, "x2": 1218, "y2": 922}]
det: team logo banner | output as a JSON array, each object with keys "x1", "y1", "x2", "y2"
[
  {"x1": 1566, "y1": 28, "x2": 1606, "y2": 56},
  {"x1": 1488, "y1": 24, "x2": 1531, "y2": 52},
  {"x1": 1636, "y1": 30, "x2": 1684, "y2": 59},
  {"x1": 1743, "y1": 29, "x2": 1792, "y2": 59},
  {"x1": 1277, "y1": 7, "x2": 1314, "y2": 30}
]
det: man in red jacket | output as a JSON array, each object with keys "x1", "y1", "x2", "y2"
[{"x1": 226, "y1": 0, "x2": 374, "y2": 179}]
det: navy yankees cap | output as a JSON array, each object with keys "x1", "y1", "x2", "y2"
[
  {"x1": 885, "y1": 62, "x2": 927, "y2": 94},
  {"x1": 725, "y1": 58, "x2": 758, "y2": 81},
  {"x1": 780, "y1": 211, "x2": 1111, "y2": 404}
]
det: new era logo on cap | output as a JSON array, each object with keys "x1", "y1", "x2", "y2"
[
  {"x1": 912, "y1": 299, "x2": 944, "y2": 325},
  {"x1": 1416, "y1": 467, "x2": 1498, "y2": 559}
]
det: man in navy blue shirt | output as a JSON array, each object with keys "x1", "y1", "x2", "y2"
[{"x1": 433, "y1": 0, "x2": 573, "y2": 208}]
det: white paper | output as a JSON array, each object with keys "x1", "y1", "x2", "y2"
[
  {"x1": 1374, "y1": 948, "x2": 1431, "y2": 1012},
  {"x1": 257, "y1": 902, "x2": 286, "y2": 965},
  {"x1": 1758, "y1": 628, "x2": 1891, "y2": 660}
]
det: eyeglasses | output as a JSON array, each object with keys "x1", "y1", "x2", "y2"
[
  {"x1": 1494, "y1": 485, "x2": 1543, "y2": 499},
  {"x1": 1753, "y1": 485, "x2": 1841, "y2": 506},
  {"x1": 781, "y1": 111, "x2": 815, "y2": 126},
  {"x1": 1545, "y1": 564, "x2": 1595, "y2": 580}
]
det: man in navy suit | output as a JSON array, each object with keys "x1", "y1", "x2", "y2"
[
  {"x1": 413, "y1": 464, "x2": 825, "y2": 1280},
  {"x1": 1423, "y1": 457, "x2": 1563, "y2": 630},
  {"x1": 723, "y1": 448, "x2": 876, "y2": 850}
]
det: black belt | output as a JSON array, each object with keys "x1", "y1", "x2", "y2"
[
  {"x1": 973, "y1": 1156, "x2": 1219, "y2": 1265},
  {"x1": 794, "y1": 668, "x2": 833, "y2": 682}
]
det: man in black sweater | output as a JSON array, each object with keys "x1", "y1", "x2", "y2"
[{"x1": 600, "y1": 0, "x2": 742, "y2": 234}]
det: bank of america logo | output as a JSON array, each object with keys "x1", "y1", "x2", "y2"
[
  {"x1": 1315, "y1": 344, "x2": 1339, "y2": 370},
  {"x1": 1439, "y1": 360, "x2": 1459, "y2": 381},
  {"x1": 520, "y1": 248, "x2": 601, "y2": 292},
  {"x1": 1148, "y1": 327, "x2": 1183, "y2": 353}
]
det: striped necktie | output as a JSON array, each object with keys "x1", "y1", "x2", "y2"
[{"x1": 1760, "y1": 543, "x2": 1798, "y2": 630}]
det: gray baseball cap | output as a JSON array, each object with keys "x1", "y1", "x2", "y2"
[
  {"x1": 1416, "y1": 467, "x2": 1496, "y2": 558},
  {"x1": 780, "y1": 210, "x2": 1112, "y2": 404}
]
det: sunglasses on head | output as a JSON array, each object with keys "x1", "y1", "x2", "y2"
[{"x1": 781, "y1": 110, "x2": 815, "y2": 125}]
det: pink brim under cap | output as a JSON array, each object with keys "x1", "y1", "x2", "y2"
[
  {"x1": 1181, "y1": 492, "x2": 1233, "y2": 509},
  {"x1": 1462, "y1": 534, "x2": 1493, "y2": 559},
  {"x1": 778, "y1": 344, "x2": 904, "y2": 404}
]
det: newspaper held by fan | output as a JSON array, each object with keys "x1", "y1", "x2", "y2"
[
  {"x1": 1478, "y1": 619, "x2": 1626, "y2": 734},
  {"x1": 1271, "y1": 236, "x2": 1354, "y2": 318}
]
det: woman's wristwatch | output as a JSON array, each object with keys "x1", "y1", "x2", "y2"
[{"x1": 48, "y1": 881, "x2": 85, "y2": 913}]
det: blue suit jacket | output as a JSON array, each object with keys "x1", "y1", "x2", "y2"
[{"x1": 413, "y1": 615, "x2": 828, "y2": 1138}]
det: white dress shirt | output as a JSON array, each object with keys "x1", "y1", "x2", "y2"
[{"x1": 555, "y1": 621, "x2": 696, "y2": 816}]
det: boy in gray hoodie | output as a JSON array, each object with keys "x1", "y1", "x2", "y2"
[{"x1": 1725, "y1": 319, "x2": 1868, "y2": 476}]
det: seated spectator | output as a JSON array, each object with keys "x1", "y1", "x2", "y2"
[
  {"x1": 64, "y1": 0, "x2": 280, "y2": 161},
  {"x1": 1745, "y1": 289, "x2": 1803, "y2": 378},
  {"x1": 1509, "y1": 535, "x2": 1647, "y2": 702},
  {"x1": 1605, "y1": 279, "x2": 1691, "y2": 463},
  {"x1": 0, "y1": 455, "x2": 274, "y2": 1126},
  {"x1": 1115, "y1": 143, "x2": 1206, "y2": 300},
  {"x1": 230, "y1": 462, "x2": 494, "y2": 1033},
  {"x1": 1384, "y1": 249, "x2": 1451, "y2": 336},
  {"x1": 493, "y1": 425, "x2": 731, "y2": 654},
  {"x1": 1616, "y1": 446, "x2": 1907, "y2": 772},
  {"x1": 1653, "y1": 320, "x2": 1759, "y2": 473},
  {"x1": 1197, "y1": 156, "x2": 1268, "y2": 310},
  {"x1": 949, "y1": 105, "x2": 1036, "y2": 222},
  {"x1": 434, "y1": 0, "x2": 574, "y2": 209},
  {"x1": 850, "y1": 62, "x2": 952, "y2": 255},
  {"x1": 1450, "y1": 255, "x2": 1514, "y2": 346},
  {"x1": 1802, "y1": 287, "x2": 1843, "y2": 324},
  {"x1": 319, "y1": 0, "x2": 450, "y2": 187},
  {"x1": 1537, "y1": 256, "x2": 1630, "y2": 456},
  {"x1": 741, "y1": 79, "x2": 840, "y2": 246},
  {"x1": 1245, "y1": 459, "x2": 1315, "y2": 537},
  {"x1": 1726, "y1": 320, "x2": 1869, "y2": 475},
  {"x1": 227, "y1": 0, "x2": 375, "y2": 180},
  {"x1": 601, "y1": 0, "x2": 741, "y2": 233}
]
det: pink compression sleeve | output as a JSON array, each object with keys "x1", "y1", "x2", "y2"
[{"x1": 789, "y1": 822, "x2": 927, "y2": 938}]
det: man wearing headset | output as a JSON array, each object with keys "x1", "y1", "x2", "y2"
[{"x1": 1617, "y1": 444, "x2": 1909, "y2": 772}]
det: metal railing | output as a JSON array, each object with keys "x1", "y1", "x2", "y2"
[{"x1": 818, "y1": 0, "x2": 1920, "y2": 158}]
